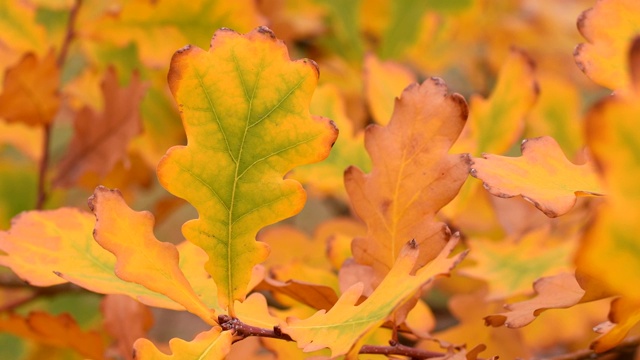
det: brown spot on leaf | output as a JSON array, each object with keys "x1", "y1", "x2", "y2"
[{"x1": 256, "y1": 26, "x2": 276, "y2": 39}]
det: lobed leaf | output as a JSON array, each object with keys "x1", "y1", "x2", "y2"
[
  {"x1": 158, "y1": 26, "x2": 338, "y2": 313},
  {"x1": 591, "y1": 297, "x2": 640, "y2": 353},
  {"x1": 89, "y1": 186, "x2": 215, "y2": 324},
  {"x1": 54, "y1": 68, "x2": 146, "y2": 187},
  {"x1": 282, "y1": 237, "x2": 466, "y2": 358},
  {"x1": 470, "y1": 136, "x2": 603, "y2": 217},
  {"x1": 574, "y1": 0, "x2": 640, "y2": 89},
  {"x1": 133, "y1": 327, "x2": 232, "y2": 360},
  {"x1": 576, "y1": 38, "x2": 640, "y2": 309},
  {"x1": 345, "y1": 77, "x2": 469, "y2": 282}
]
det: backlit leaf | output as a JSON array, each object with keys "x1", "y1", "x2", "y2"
[
  {"x1": 0, "y1": 207, "x2": 216, "y2": 312},
  {"x1": 0, "y1": 312, "x2": 105, "y2": 360},
  {"x1": 133, "y1": 327, "x2": 232, "y2": 360},
  {"x1": 158, "y1": 27, "x2": 338, "y2": 313},
  {"x1": 0, "y1": 51, "x2": 59, "y2": 126},
  {"x1": 54, "y1": 68, "x2": 146, "y2": 187},
  {"x1": 470, "y1": 136, "x2": 603, "y2": 217},
  {"x1": 89, "y1": 186, "x2": 215, "y2": 324},
  {"x1": 574, "y1": 0, "x2": 640, "y2": 89},
  {"x1": 282, "y1": 237, "x2": 465, "y2": 358},
  {"x1": 344, "y1": 77, "x2": 469, "y2": 283}
]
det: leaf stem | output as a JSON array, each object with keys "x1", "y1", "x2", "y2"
[{"x1": 36, "y1": 0, "x2": 83, "y2": 209}]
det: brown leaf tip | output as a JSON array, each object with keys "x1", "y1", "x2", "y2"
[
  {"x1": 175, "y1": 44, "x2": 192, "y2": 54},
  {"x1": 256, "y1": 26, "x2": 277, "y2": 40},
  {"x1": 53, "y1": 271, "x2": 63, "y2": 277},
  {"x1": 302, "y1": 58, "x2": 320, "y2": 78},
  {"x1": 408, "y1": 238, "x2": 417, "y2": 249}
]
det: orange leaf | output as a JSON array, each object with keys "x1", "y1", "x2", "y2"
[
  {"x1": 54, "y1": 67, "x2": 146, "y2": 187},
  {"x1": 282, "y1": 237, "x2": 466, "y2": 357},
  {"x1": 470, "y1": 136, "x2": 603, "y2": 217},
  {"x1": 89, "y1": 186, "x2": 215, "y2": 325},
  {"x1": 0, "y1": 51, "x2": 59, "y2": 126},
  {"x1": 133, "y1": 327, "x2": 232, "y2": 360},
  {"x1": 574, "y1": 0, "x2": 640, "y2": 89},
  {"x1": 484, "y1": 273, "x2": 587, "y2": 328},
  {"x1": 345, "y1": 77, "x2": 469, "y2": 283},
  {"x1": 0, "y1": 312, "x2": 105, "y2": 360},
  {"x1": 102, "y1": 294, "x2": 154, "y2": 360},
  {"x1": 576, "y1": 38, "x2": 640, "y2": 304}
]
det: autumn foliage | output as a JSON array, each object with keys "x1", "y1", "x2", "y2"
[{"x1": 1, "y1": 0, "x2": 640, "y2": 359}]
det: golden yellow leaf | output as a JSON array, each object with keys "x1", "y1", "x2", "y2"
[{"x1": 133, "y1": 327, "x2": 232, "y2": 360}]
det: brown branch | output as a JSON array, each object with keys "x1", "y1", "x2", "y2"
[
  {"x1": 0, "y1": 281, "x2": 84, "y2": 312},
  {"x1": 218, "y1": 315, "x2": 451, "y2": 359},
  {"x1": 36, "y1": 0, "x2": 83, "y2": 209}
]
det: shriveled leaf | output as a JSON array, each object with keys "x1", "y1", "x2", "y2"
[
  {"x1": 89, "y1": 186, "x2": 215, "y2": 324},
  {"x1": 0, "y1": 51, "x2": 59, "y2": 126},
  {"x1": 133, "y1": 327, "x2": 232, "y2": 360},
  {"x1": 158, "y1": 27, "x2": 338, "y2": 313},
  {"x1": 345, "y1": 78, "x2": 469, "y2": 283},
  {"x1": 0, "y1": 312, "x2": 105, "y2": 360},
  {"x1": 290, "y1": 84, "x2": 370, "y2": 198},
  {"x1": 256, "y1": 275, "x2": 339, "y2": 312},
  {"x1": 470, "y1": 136, "x2": 603, "y2": 217},
  {"x1": 574, "y1": 0, "x2": 640, "y2": 89},
  {"x1": 282, "y1": 237, "x2": 466, "y2": 358},
  {"x1": 0, "y1": 207, "x2": 217, "y2": 312},
  {"x1": 461, "y1": 227, "x2": 576, "y2": 300},
  {"x1": 54, "y1": 68, "x2": 146, "y2": 187},
  {"x1": 101, "y1": 295, "x2": 154, "y2": 360},
  {"x1": 484, "y1": 273, "x2": 587, "y2": 328},
  {"x1": 591, "y1": 297, "x2": 640, "y2": 353},
  {"x1": 89, "y1": 0, "x2": 264, "y2": 67},
  {"x1": 576, "y1": 37, "x2": 640, "y2": 303},
  {"x1": 363, "y1": 54, "x2": 416, "y2": 125}
]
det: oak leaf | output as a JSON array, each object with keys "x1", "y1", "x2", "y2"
[
  {"x1": 158, "y1": 27, "x2": 338, "y2": 313},
  {"x1": 0, "y1": 51, "x2": 60, "y2": 126},
  {"x1": 89, "y1": 186, "x2": 215, "y2": 324},
  {"x1": 484, "y1": 273, "x2": 587, "y2": 328},
  {"x1": 574, "y1": 0, "x2": 640, "y2": 89},
  {"x1": 576, "y1": 37, "x2": 640, "y2": 304},
  {"x1": 281, "y1": 237, "x2": 466, "y2": 358},
  {"x1": 461, "y1": 227, "x2": 576, "y2": 300},
  {"x1": 344, "y1": 77, "x2": 469, "y2": 283},
  {"x1": 54, "y1": 67, "x2": 146, "y2": 187},
  {"x1": 133, "y1": 327, "x2": 232, "y2": 360},
  {"x1": 0, "y1": 207, "x2": 216, "y2": 312},
  {"x1": 470, "y1": 136, "x2": 603, "y2": 217},
  {"x1": 0, "y1": 312, "x2": 105, "y2": 360}
]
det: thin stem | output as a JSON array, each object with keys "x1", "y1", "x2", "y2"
[{"x1": 36, "y1": 0, "x2": 83, "y2": 209}]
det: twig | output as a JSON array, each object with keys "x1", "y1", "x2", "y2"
[
  {"x1": 217, "y1": 315, "x2": 451, "y2": 359},
  {"x1": 0, "y1": 282, "x2": 84, "y2": 312},
  {"x1": 36, "y1": 0, "x2": 83, "y2": 209}
]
